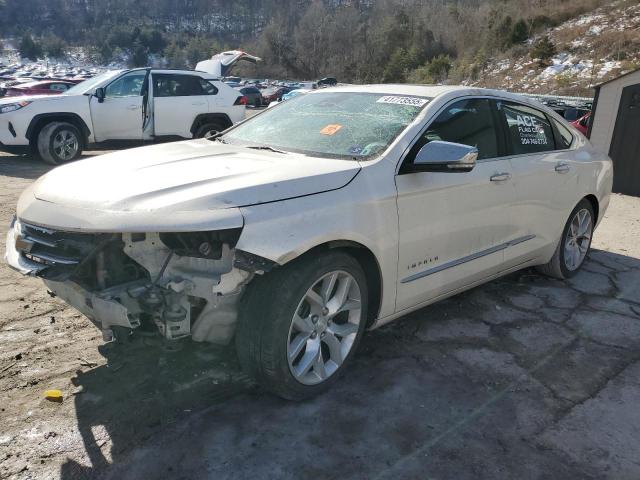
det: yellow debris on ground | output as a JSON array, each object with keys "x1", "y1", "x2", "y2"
[{"x1": 44, "y1": 389, "x2": 63, "y2": 402}]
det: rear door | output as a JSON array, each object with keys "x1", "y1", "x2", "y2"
[
  {"x1": 152, "y1": 73, "x2": 211, "y2": 138},
  {"x1": 89, "y1": 70, "x2": 147, "y2": 141},
  {"x1": 395, "y1": 97, "x2": 518, "y2": 311},
  {"x1": 495, "y1": 99, "x2": 577, "y2": 266}
]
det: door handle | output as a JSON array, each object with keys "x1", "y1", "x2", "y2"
[
  {"x1": 191, "y1": 102, "x2": 205, "y2": 106},
  {"x1": 490, "y1": 172, "x2": 512, "y2": 182},
  {"x1": 555, "y1": 163, "x2": 570, "y2": 173},
  {"x1": 127, "y1": 105, "x2": 141, "y2": 110}
]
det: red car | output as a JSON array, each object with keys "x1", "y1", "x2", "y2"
[
  {"x1": 4, "y1": 80, "x2": 77, "y2": 97},
  {"x1": 571, "y1": 111, "x2": 591, "y2": 136},
  {"x1": 261, "y1": 87, "x2": 292, "y2": 104}
]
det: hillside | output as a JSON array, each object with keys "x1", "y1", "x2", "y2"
[
  {"x1": 467, "y1": 0, "x2": 640, "y2": 96},
  {"x1": 1, "y1": 0, "x2": 638, "y2": 95}
]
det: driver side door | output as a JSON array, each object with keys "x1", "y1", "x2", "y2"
[
  {"x1": 90, "y1": 70, "x2": 148, "y2": 142},
  {"x1": 395, "y1": 97, "x2": 519, "y2": 312}
]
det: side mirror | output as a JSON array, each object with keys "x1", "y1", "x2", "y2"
[
  {"x1": 95, "y1": 87, "x2": 106, "y2": 103},
  {"x1": 410, "y1": 140, "x2": 478, "y2": 173}
]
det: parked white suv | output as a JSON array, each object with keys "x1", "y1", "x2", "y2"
[
  {"x1": 0, "y1": 68, "x2": 246, "y2": 164},
  {"x1": 5, "y1": 85, "x2": 613, "y2": 399}
]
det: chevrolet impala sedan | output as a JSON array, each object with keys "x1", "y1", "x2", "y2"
[{"x1": 5, "y1": 85, "x2": 613, "y2": 399}]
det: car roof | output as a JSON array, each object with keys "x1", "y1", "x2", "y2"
[
  {"x1": 126, "y1": 67, "x2": 220, "y2": 80},
  {"x1": 322, "y1": 84, "x2": 547, "y2": 106}
]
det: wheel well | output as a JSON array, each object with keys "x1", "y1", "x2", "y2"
[
  {"x1": 584, "y1": 194, "x2": 599, "y2": 223},
  {"x1": 190, "y1": 114, "x2": 233, "y2": 136},
  {"x1": 27, "y1": 114, "x2": 90, "y2": 148},
  {"x1": 288, "y1": 241, "x2": 383, "y2": 327}
]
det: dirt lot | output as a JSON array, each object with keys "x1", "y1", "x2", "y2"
[{"x1": 1, "y1": 148, "x2": 639, "y2": 480}]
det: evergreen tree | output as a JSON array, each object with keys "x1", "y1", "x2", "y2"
[
  {"x1": 531, "y1": 35, "x2": 557, "y2": 66},
  {"x1": 43, "y1": 35, "x2": 67, "y2": 58},
  {"x1": 19, "y1": 34, "x2": 43, "y2": 60},
  {"x1": 510, "y1": 19, "x2": 529, "y2": 44},
  {"x1": 129, "y1": 41, "x2": 148, "y2": 67},
  {"x1": 427, "y1": 55, "x2": 452, "y2": 83}
]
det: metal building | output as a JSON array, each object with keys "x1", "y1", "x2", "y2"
[{"x1": 589, "y1": 68, "x2": 640, "y2": 197}]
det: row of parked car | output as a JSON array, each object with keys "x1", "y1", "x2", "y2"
[
  {"x1": 0, "y1": 61, "x2": 98, "y2": 97},
  {"x1": 229, "y1": 77, "x2": 337, "y2": 107}
]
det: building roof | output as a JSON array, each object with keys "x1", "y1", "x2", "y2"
[{"x1": 594, "y1": 67, "x2": 640, "y2": 89}]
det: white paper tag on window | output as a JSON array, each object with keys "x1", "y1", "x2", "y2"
[{"x1": 377, "y1": 96, "x2": 429, "y2": 107}]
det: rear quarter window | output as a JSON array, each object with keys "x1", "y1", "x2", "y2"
[{"x1": 551, "y1": 118, "x2": 574, "y2": 149}]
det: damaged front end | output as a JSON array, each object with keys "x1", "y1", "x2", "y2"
[{"x1": 5, "y1": 217, "x2": 274, "y2": 345}]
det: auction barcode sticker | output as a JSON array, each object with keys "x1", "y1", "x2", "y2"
[{"x1": 377, "y1": 96, "x2": 429, "y2": 107}]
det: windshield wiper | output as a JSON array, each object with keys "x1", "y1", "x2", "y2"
[{"x1": 246, "y1": 145, "x2": 288, "y2": 154}]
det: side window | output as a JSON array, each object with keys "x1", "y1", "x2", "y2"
[
  {"x1": 552, "y1": 118, "x2": 574, "y2": 149},
  {"x1": 153, "y1": 74, "x2": 206, "y2": 97},
  {"x1": 105, "y1": 71, "x2": 147, "y2": 97},
  {"x1": 406, "y1": 98, "x2": 499, "y2": 163},
  {"x1": 199, "y1": 78, "x2": 218, "y2": 95},
  {"x1": 497, "y1": 101, "x2": 555, "y2": 154},
  {"x1": 49, "y1": 83, "x2": 69, "y2": 92}
]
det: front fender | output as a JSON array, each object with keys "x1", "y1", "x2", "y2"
[{"x1": 236, "y1": 175, "x2": 399, "y2": 318}]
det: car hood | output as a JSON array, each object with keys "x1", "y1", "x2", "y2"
[
  {"x1": 30, "y1": 139, "x2": 360, "y2": 214},
  {"x1": 0, "y1": 93, "x2": 79, "y2": 104}
]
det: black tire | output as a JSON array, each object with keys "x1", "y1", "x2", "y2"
[
  {"x1": 236, "y1": 251, "x2": 369, "y2": 400},
  {"x1": 193, "y1": 122, "x2": 225, "y2": 139},
  {"x1": 536, "y1": 198, "x2": 595, "y2": 279},
  {"x1": 37, "y1": 121, "x2": 83, "y2": 165}
]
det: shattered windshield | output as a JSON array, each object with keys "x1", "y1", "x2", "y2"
[{"x1": 222, "y1": 92, "x2": 430, "y2": 159}]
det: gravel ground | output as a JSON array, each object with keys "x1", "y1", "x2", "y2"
[{"x1": 0, "y1": 148, "x2": 639, "y2": 480}]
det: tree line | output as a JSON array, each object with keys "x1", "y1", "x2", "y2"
[{"x1": 2, "y1": 0, "x2": 607, "y2": 83}]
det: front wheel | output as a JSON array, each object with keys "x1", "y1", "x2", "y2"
[
  {"x1": 537, "y1": 199, "x2": 595, "y2": 279},
  {"x1": 236, "y1": 251, "x2": 368, "y2": 400},
  {"x1": 37, "y1": 122, "x2": 83, "y2": 165}
]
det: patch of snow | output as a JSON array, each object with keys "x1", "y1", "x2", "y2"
[
  {"x1": 540, "y1": 63, "x2": 567, "y2": 79},
  {"x1": 597, "y1": 60, "x2": 622, "y2": 77},
  {"x1": 587, "y1": 25, "x2": 605, "y2": 35},
  {"x1": 495, "y1": 60, "x2": 511, "y2": 72}
]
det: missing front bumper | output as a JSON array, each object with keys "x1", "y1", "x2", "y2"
[{"x1": 5, "y1": 220, "x2": 259, "y2": 345}]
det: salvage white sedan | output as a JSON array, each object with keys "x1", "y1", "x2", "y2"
[{"x1": 5, "y1": 85, "x2": 613, "y2": 399}]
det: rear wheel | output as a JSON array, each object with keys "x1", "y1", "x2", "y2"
[
  {"x1": 236, "y1": 251, "x2": 368, "y2": 400},
  {"x1": 194, "y1": 121, "x2": 225, "y2": 139},
  {"x1": 537, "y1": 199, "x2": 595, "y2": 279},
  {"x1": 37, "y1": 122, "x2": 83, "y2": 165}
]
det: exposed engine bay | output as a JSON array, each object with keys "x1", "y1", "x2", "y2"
[{"x1": 9, "y1": 220, "x2": 275, "y2": 344}]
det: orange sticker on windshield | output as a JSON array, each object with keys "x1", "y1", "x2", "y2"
[{"x1": 320, "y1": 124, "x2": 343, "y2": 135}]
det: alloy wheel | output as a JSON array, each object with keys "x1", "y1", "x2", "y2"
[
  {"x1": 564, "y1": 208, "x2": 592, "y2": 271},
  {"x1": 52, "y1": 130, "x2": 79, "y2": 162},
  {"x1": 287, "y1": 270, "x2": 362, "y2": 385}
]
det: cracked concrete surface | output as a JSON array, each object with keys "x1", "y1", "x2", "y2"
[{"x1": 0, "y1": 150, "x2": 639, "y2": 480}]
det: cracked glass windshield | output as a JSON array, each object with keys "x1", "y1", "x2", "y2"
[{"x1": 222, "y1": 92, "x2": 430, "y2": 159}]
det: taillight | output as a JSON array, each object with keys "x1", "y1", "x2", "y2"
[{"x1": 234, "y1": 95, "x2": 248, "y2": 106}]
